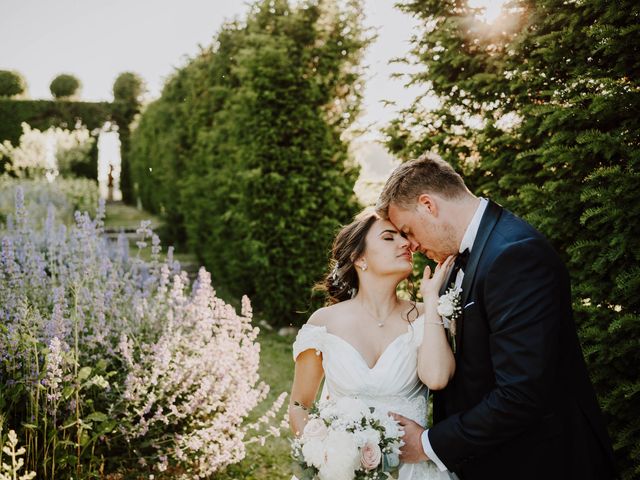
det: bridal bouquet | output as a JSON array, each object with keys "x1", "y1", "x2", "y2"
[{"x1": 291, "y1": 397, "x2": 404, "y2": 480}]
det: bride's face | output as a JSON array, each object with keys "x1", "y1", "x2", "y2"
[{"x1": 357, "y1": 219, "x2": 413, "y2": 278}]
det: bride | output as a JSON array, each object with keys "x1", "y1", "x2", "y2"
[{"x1": 289, "y1": 208, "x2": 455, "y2": 479}]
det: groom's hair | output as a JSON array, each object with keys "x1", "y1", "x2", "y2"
[{"x1": 376, "y1": 151, "x2": 467, "y2": 219}]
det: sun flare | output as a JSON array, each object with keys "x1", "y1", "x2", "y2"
[{"x1": 467, "y1": 0, "x2": 508, "y2": 24}]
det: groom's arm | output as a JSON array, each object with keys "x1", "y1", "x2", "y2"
[{"x1": 427, "y1": 238, "x2": 565, "y2": 470}]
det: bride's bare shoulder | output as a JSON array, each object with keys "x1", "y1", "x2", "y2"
[{"x1": 307, "y1": 301, "x2": 354, "y2": 328}]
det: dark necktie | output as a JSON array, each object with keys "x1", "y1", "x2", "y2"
[
  {"x1": 446, "y1": 248, "x2": 470, "y2": 290},
  {"x1": 453, "y1": 248, "x2": 470, "y2": 275}
]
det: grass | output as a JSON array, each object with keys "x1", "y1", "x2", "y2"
[
  {"x1": 103, "y1": 201, "x2": 199, "y2": 267},
  {"x1": 103, "y1": 201, "x2": 164, "y2": 230}
]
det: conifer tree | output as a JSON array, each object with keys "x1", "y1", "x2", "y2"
[
  {"x1": 386, "y1": 1, "x2": 639, "y2": 476},
  {"x1": 129, "y1": 0, "x2": 368, "y2": 327}
]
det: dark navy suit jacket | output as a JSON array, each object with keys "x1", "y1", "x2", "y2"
[{"x1": 429, "y1": 200, "x2": 617, "y2": 480}]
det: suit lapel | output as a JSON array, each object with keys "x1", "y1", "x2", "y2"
[{"x1": 456, "y1": 200, "x2": 503, "y2": 353}]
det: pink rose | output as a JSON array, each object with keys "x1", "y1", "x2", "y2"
[
  {"x1": 303, "y1": 418, "x2": 328, "y2": 441},
  {"x1": 360, "y1": 442, "x2": 382, "y2": 471}
]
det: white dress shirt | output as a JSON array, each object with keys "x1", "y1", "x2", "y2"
[{"x1": 421, "y1": 198, "x2": 488, "y2": 473}]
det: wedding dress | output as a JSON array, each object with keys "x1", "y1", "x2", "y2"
[{"x1": 293, "y1": 314, "x2": 450, "y2": 480}]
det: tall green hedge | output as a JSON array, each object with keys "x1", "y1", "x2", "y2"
[
  {"x1": 129, "y1": 0, "x2": 368, "y2": 327},
  {"x1": 385, "y1": 1, "x2": 640, "y2": 477}
]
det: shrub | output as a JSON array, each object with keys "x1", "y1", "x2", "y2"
[
  {"x1": 0, "y1": 122, "x2": 95, "y2": 180},
  {"x1": 50, "y1": 74, "x2": 81, "y2": 99},
  {"x1": 113, "y1": 71, "x2": 145, "y2": 104},
  {"x1": 129, "y1": 0, "x2": 369, "y2": 327},
  {"x1": 385, "y1": 1, "x2": 640, "y2": 476},
  {"x1": 0, "y1": 71, "x2": 26, "y2": 98},
  {"x1": 0, "y1": 188, "x2": 284, "y2": 478},
  {"x1": 0, "y1": 99, "x2": 111, "y2": 146}
]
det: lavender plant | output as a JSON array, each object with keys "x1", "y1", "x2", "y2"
[{"x1": 0, "y1": 187, "x2": 284, "y2": 478}]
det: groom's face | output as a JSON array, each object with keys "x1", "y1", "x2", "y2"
[{"x1": 388, "y1": 200, "x2": 456, "y2": 263}]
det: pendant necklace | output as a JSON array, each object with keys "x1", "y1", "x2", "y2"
[{"x1": 359, "y1": 300, "x2": 398, "y2": 328}]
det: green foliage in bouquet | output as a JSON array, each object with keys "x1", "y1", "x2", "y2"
[
  {"x1": 129, "y1": 0, "x2": 369, "y2": 327},
  {"x1": 385, "y1": 1, "x2": 640, "y2": 476}
]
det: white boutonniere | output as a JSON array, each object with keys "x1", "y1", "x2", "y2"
[{"x1": 437, "y1": 286, "x2": 462, "y2": 352}]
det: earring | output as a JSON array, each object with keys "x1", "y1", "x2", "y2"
[{"x1": 360, "y1": 261, "x2": 368, "y2": 271}]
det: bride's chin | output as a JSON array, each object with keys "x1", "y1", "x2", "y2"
[{"x1": 398, "y1": 268, "x2": 413, "y2": 278}]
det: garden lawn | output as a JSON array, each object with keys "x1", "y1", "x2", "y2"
[
  {"x1": 104, "y1": 201, "x2": 199, "y2": 267},
  {"x1": 103, "y1": 201, "x2": 163, "y2": 230}
]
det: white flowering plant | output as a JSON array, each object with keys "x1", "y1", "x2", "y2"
[
  {"x1": 0, "y1": 122, "x2": 95, "y2": 180},
  {"x1": 291, "y1": 397, "x2": 403, "y2": 480},
  {"x1": 0, "y1": 427, "x2": 36, "y2": 480}
]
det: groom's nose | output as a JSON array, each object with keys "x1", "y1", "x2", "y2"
[{"x1": 408, "y1": 238, "x2": 420, "y2": 253}]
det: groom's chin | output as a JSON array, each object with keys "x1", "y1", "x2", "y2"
[{"x1": 423, "y1": 250, "x2": 440, "y2": 262}]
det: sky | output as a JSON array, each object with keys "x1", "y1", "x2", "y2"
[{"x1": 0, "y1": 0, "x2": 426, "y2": 142}]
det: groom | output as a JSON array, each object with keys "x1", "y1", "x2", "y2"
[{"x1": 376, "y1": 153, "x2": 617, "y2": 480}]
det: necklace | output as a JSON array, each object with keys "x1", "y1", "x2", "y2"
[{"x1": 358, "y1": 299, "x2": 399, "y2": 328}]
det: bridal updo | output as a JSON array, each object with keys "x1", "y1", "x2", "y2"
[{"x1": 317, "y1": 208, "x2": 379, "y2": 305}]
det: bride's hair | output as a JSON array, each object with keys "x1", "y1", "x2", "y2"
[
  {"x1": 316, "y1": 208, "x2": 379, "y2": 305},
  {"x1": 315, "y1": 208, "x2": 418, "y2": 323}
]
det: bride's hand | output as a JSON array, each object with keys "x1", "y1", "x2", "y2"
[{"x1": 420, "y1": 255, "x2": 455, "y2": 300}]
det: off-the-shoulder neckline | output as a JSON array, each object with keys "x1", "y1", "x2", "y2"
[{"x1": 299, "y1": 315, "x2": 424, "y2": 369}]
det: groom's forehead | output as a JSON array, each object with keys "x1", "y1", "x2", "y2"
[{"x1": 388, "y1": 204, "x2": 413, "y2": 229}]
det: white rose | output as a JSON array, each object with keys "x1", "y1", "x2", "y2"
[
  {"x1": 437, "y1": 301, "x2": 454, "y2": 318},
  {"x1": 301, "y1": 438, "x2": 326, "y2": 469},
  {"x1": 317, "y1": 430, "x2": 360, "y2": 480},
  {"x1": 303, "y1": 418, "x2": 328, "y2": 441}
]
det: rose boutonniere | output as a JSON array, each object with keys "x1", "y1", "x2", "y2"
[{"x1": 437, "y1": 286, "x2": 462, "y2": 352}]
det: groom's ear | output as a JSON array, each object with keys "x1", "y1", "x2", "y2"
[{"x1": 417, "y1": 193, "x2": 438, "y2": 217}]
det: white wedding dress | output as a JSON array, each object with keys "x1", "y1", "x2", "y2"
[{"x1": 293, "y1": 314, "x2": 450, "y2": 480}]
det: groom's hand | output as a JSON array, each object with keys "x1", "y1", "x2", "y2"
[{"x1": 390, "y1": 412, "x2": 429, "y2": 463}]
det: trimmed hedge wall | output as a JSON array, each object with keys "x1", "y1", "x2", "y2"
[{"x1": 0, "y1": 99, "x2": 138, "y2": 189}]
